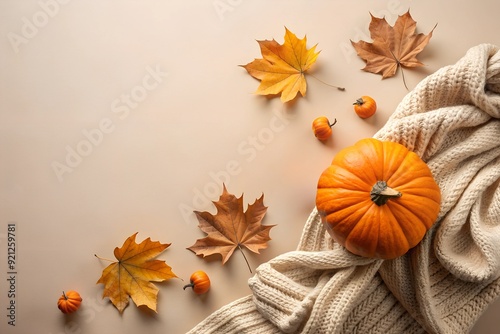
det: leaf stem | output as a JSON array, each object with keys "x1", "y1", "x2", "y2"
[
  {"x1": 388, "y1": 49, "x2": 409, "y2": 91},
  {"x1": 237, "y1": 244, "x2": 252, "y2": 273},
  {"x1": 309, "y1": 74, "x2": 345, "y2": 91},
  {"x1": 94, "y1": 254, "x2": 115, "y2": 262},
  {"x1": 399, "y1": 65, "x2": 409, "y2": 91}
]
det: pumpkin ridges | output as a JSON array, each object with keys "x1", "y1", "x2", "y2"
[
  {"x1": 312, "y1": 116, "x2": 336, "y2": 141},
  {"x1": 319, "y1": 200, "x2": 372, "y2": 246},
  {"x1": 375, "y1": 205, "x2": 411, "y2": 259},
  {"x1": 323, "y1": 190, "x2": 427, "y2": 258},
  {"x1": 353, "y1": 96, "x2": 377, "y2": 119},
  {"x1": 380, "y1": 141, "x2": 411, "y2": 181},
  {"x1": 316, "y1": 187, "x2": 371, "y2": 206},
  {"x1": 58, "y1": 290, "x2": 82, "y2": 314},
  {"x1": 323, "y1": 202, "x2": 369, "y2": 229},
  {"x1": 397, "y1": 188, "x2": 441, "y2": 209},
  {"x1": 385, "y1": 201, "x2": 428, "y2": 246},
  {"x1": 394, "y1": 177, "x2": 441, "y2": 199},
  {"x1": 389, "y1": 195, "x2": 439, "y2": 230},
  {"x1": 386, "y1": 156, "x2": 435, "y2": 188},
  {"x1": 336, "y1": 147, "x2": 381, "y2": 184},
  {"x1": 373, "y1": 206, "x2": 394, "y2": 258},
  {"x1": 366, "y1": 138, "x2": 390, "y2": 181},
  {"x1": 184, "y1": 271, "x2": 211, "y2": 295},
  {"x1": 318, "y1": 165, "x2": 373, "y2": 192},
  {"x1": 316, "y1": 138, "x2": 441, "y2": 259},
  {"x1": 344, "y1": 204, "x2": 382, "y2": 257},
  {"x1": 326, "y1": 200, "x2": 393, "y2": 255},
  {"x1": 317, "y1": 188, "x2": 372, "y2": 219},
  {"x1": 392, "y1": 178, "x2": 441, "y2": 203}
]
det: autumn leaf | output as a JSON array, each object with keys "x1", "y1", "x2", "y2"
[
  {"x1": 351, "y1": 10, "x2": 436, "y2": 88},
  {"x1": 95, "y1": 233, "x2": 177, "y2": 313},
  {"x1": 241, "y1": 27, "x2": 320, "y2": 103},
  {"x1": 187, "y1": 185, "x2": 275, "y2": 273}
]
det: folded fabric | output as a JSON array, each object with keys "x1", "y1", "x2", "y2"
[{"x1": 187, "y1": 43, "x2": 500, "y2": 334}]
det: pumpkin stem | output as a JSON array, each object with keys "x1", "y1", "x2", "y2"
[
  {"x1": 62, "y1": 291, "x2": 68, "y2": 300},
  {"x1": 183, "y1": 283, "x2": 194, "y2": 290},
  {"x1": 329, "y1": 118, "x2": 337, "y2": 128},
  {"x1": 370, "y1": 181, "x2": 402, "y2": 206},
  {"x1": 353, "y1": 98, "x2": 365, "y2": 106}
]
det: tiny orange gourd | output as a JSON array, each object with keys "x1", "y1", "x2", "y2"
[
  {"x1": 57, "y1": 290, "x2": 82, "y2": 314},
  {"x1": 183, "y1": 271, "x2": 210, "y2": 295},
  {"x1": 353, "y1": 96, "x2": 377, "y2": 118},
  {"x1": 316, "y1": 138, "x2": 441, "y2": 259},
  {"x1": 312, "y1": 117, "x2": 337, "y2": 141}
]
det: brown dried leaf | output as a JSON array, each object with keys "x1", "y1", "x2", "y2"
[
  {"x1": 187, "y1": 185, "x2": 274, "y2": 273},
  {"x1": 351, "y1": 10, "x2": 436, "y2": 87}
]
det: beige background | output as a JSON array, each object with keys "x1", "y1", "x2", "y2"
[{"x1": 1, "y1": 0, "x2": 500, "y2": 333}]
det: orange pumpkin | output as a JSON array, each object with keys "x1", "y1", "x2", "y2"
[
  {"x1": 312, "y1": 117, "x2": 337, "y2": 141},
  {"x1": 353, "y1": 96, "x2": 377, "y2": 118},
  {"x1": 57, "y1": 290, "x2": 82, "y2": 314},
  {"x1": 183, "y1": 271, "x2": 210, "y2": 295},
  {"x1": 316, "y1": 138, "x2": 441, "y2": 259}
]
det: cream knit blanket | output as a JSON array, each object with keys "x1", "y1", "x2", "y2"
[{"x1": 187, "y1": 44, "x2": 500, "y2": 334}]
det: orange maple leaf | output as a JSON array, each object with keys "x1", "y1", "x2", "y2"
[
  {"x1": 187, "y1": 185, "x2": 274, "y2": 273},
  {"x1": 351, "y1": 10, "x2": 436, "y2": 88},
  {"x1": 96, "y1": 233, "x2": 177, "y2": 313},
  {"x1": 241, "y1": 27, "x2": 320, "y2": 103}
]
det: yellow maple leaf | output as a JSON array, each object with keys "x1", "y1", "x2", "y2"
[
  {"x1": 241, "y1": 27, "x2": 320, "y2": 103},
  {"x1": 95, "y1": 233, "x2": 177, "y2": 313}
]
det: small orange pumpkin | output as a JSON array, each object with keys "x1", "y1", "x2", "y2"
[
  {"x1": 316, "y1": 138, "x2": 441, "y2": 259},
  {"x1": 183, "y1": 271, "x2": 210, "y2": 295},
  {"x1": 312, "y1": 117, "x2": 337, "y2": 141},
  {"x1": 57, "y1": 290, "x2": 82, "y2": 314},
  {"x1": 353, "y1": 96, "x2": 377, "y2": 118}
]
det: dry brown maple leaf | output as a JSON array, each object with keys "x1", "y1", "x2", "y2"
[
  {"x1": 241, "y1": 27, "x2": 321, "y2": 103},
  {"x1": 187, "y1": 185, "x2": 274, "y2": 273},
  {"x1": 95, "y1": 233, "x2": 177, "y2": 313},
  {"x1": 351, "y1": 10, "x2": 436, "y2": 89}
]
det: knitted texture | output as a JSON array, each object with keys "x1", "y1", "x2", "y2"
[{"x1": 187, "y1": 44, "x2": 500, "y2": 334}]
